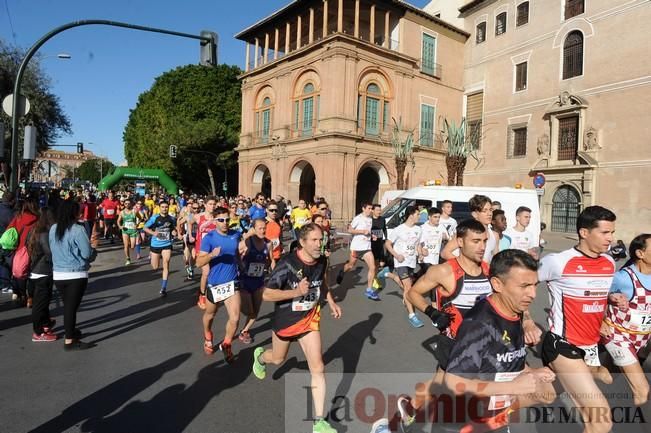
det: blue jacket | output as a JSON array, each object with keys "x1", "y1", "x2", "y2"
[{"x1": 49, "y1": 223, "x2": 92, "y2": 272}]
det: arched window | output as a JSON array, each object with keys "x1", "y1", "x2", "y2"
[
  {"x1": 255, "y1": 95, "x2": 273, "y2": 144},
  {"x1": 563, "y1": 31, "x2": 583, "y2": 79},
  {"x1": 293, "y1": 82, "x2": 319, "y2": 137},
  {"x1": 358, "y1": 82, "x2": 390, "y2": 136},
  {"x1": 551, "y1": 185, "x2": 581, "y2": 232}
]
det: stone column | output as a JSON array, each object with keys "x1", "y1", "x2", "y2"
[
  {"x1": 323, "y1": 0, "x2": 329, "y2": 37},
  {"x1": 338, "y1": 0, "x2": 343, "y2": 33},
  {"x1": 384, "y1": 11, "x2": 390, "y2": 48},
  {"x1": 285, "y1": 23, "x2": 291, "y2": 54},
  {"x1": 297, "y1": 15, "x2": 302, "y2": 49},
  {"x1": 354, "y1": 0, "x2": 360, "y2": 37},
  {"x1": 274, "y1": 28, "x2": 279, "y2": 59},
  {"x1": 309, "y1": 8, "x2": 314, "y2": 44},
  {"x1": 264, "y1": 33, "x2": 269, "y2": 63},
  {"x1": 254, "y1": 37, "x2": 259, "y2": 68},
  {"x1": 245, "y1": 41, "x2": 250, "y2": 72},
  {"x1": 370, "y1": 4, "x2": 376, "y2": 43}
]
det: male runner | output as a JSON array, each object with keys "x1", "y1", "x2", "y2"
[
  {"x1": 290, "y1": 199, "x2": 312, "y2": 239},
  {"x1": 248, "y1": 192, "x2": 267, "y2": 221},
  {"x1": 177, "y1": 200, "x2": 200, "y2": 280},
  {"x1": 491, "y1": 209, "x2": 512, "y2": 252},
  {"x1": 538, "y1": 206, "x2": 617, "y2": 433},
  {"x1": 439, "y1": 200, "x2": 457, "y2": 239},
  {"x1": 443, "y1": 249, "x2": 555, "y2": 433},
  {"x1": 252, "y1": 223, "x2": 341, "y2": 433},
  {"x1": 195, "y1": 206, "x2": 245, "y2": 363},
  {"x1": 601, "y1": 233, "x2": 651, "y2": 406},
  {"x1": 143, "y1": 201, "x2": 176, "y2": 297},
  {"x1": 265, "y1": 200, "x2": 284, "y2": 261},
  {"x1": 370, "y1": 203, "x2": 388, "y2": 291},
  {"x1": 418, "y1": 207, "x2": 449, "y2": 275},
  {"x1": 100, "y1": 191, "x2": 120, "y2": 243},
  {"x1": 196, "y1": 197, "x2": 218, "y2": 309},
  {"x1": 337, "y1": 202, "x2": 376, "y2": 297},
  {"x1": 385, "y1": 206, "x2": 423, "y2": 323},
  {"x1": 117, "y1": 199, "x2": 138, "y2": 265},
  {"x1": 504, "y1": 206, "x2": 538, "y2": 259},
  {"x1": 442, "y1": 195, "x2": 498, "y2": 263}
]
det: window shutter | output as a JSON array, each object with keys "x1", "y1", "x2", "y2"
[
  {"x1": 365, "y1": 97, "x2": 379, "y2": 135},
  {"x1": 294, "y1": 100, "x2": 299, "y2": 133},
  {"x1": 302, "y1": 97, "x2": 313, "y2": 135},
  {"x1": 262, "y1": 109, "x2": 270, "y2": 143},
  {"x1": 420, "y1": 105, "x2": 434, "y2": 147},
  {"x1": 383, "y1": 101, "x2": 390, "y2": 131},
  {"x1": 422, "y1": 34, "x2": 436, "y2": 75}
]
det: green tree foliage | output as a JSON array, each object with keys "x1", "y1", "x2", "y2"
[
  {"x1": 123, "y1": 64, "x2": 241, "y2": 193},
  {"x1": 77, "y1": 158, "x2": 115, "y2": 184},
  {"x1": 0, "y1": 41, "x2": 72, "y2": 154}
]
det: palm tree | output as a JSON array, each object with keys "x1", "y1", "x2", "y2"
[
  {"x1": 388, "y1": 118, "x2": 416, "y2": 190},
  {"x1": 441, "y1": 118, "x2": 480, "y2": 186}
]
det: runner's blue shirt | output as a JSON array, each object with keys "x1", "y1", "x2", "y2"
[
  {"x1": 248, "y1": 204, "x2": 266, "y2": 221},
  {"x1": 144, "y1": 214, "x2": 176, "y2": 248},
  {"x1": 201, "y1": 229, "x2": 242, "y2": 285},
  {"x1": 610, "y1": 263, "x2": 651, "y2": 300}
]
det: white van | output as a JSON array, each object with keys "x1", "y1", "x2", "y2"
[{"x1": 382, "y1": 185, "x2": 541, "y2": 243}]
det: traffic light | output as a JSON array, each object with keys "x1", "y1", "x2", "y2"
[
  {"x1": 200, "y1": 30, "x2": 218, "y2": 66},
  {"x1": 77, "y1": 142, "x2": 84, "y2": 153},
  {"x1": 222, "y1": 181, "x2": 228, "y2": 192},
  {"x1": 169, "y1": 145, "x2": 177, "y2": 158}
]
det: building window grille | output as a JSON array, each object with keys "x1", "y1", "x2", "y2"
[
  {"x1": 495, "y1": 12, "x2": 507, "y2": 36},
  {"x1": 515, "y1": 61, "x2": 527, "y2": 91},
  {"x1": 516, "y1": 2, "x2": 529, "y2": 26},
  {"x1": 565, "y1": 0, "x2": 584, "y2": 20},
  {"x1": 476, "y1": 22, "x2": 486, "y2": 43},
  {"x1": 563, "y1": 31, "x2": 583, "y2": 79},
  {"x1": 558, "y1": 115, "x2": 579, "y2": 160}
]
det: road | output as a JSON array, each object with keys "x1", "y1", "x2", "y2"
[{"x1": 0, "y1": 234, "x2": 648, "y2": 433}]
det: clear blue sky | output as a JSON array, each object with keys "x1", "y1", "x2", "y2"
[{"x1": 1, "y1": 0, "x2": 428, "y2": 164}]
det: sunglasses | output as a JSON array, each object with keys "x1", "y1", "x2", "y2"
[
  {"x1": 319, "y1": 207, "x2": 327, "y2": 210},
  {"x1": 192, "y1": 207, "x2": 199, "y2": 210},
  {"x1": 268, "y1": 209, "x2": 278, "y2": 212},
  {"x1": 215, "y1": 217, "x2": 230, "y2": 223}
]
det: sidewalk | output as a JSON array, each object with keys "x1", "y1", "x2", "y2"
[{"x1": 542, "y1": 230, "x2": 578, "y2": 254}]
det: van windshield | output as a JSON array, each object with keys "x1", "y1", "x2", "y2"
[{"x1": 382, "y1": 198, "x2": 432, "y2": 229}]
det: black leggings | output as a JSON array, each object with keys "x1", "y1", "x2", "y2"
[
  {"x1": 30, "y1": 276, "x2": 53, "y2": 334},
  {"x1": 55, "y1": 278, "x2": 88, "y2": 340}
]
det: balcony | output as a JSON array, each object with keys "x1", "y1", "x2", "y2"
[{"x1": 420, "y1": 62, "x2": 442, "y2": 79}]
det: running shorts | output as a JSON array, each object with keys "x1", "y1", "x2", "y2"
[
  {"x1": 541, "y1": 332, "x2": 587, "y2": 366},
  {"x1": 150, "y1": 245, "x2": 172, "y2": 254},
  {"x1": 205, "y1": 280, "x2": 240, "y2": 304},
  {"x1": 276, "y1": 305, "x2": 321, "y2": 341},
  {"x1": 351, "y1": 250, "x2": 372, "y2": 260},
  {"x1": 604, "y1": 340, "x2": 640, "y2": 367},
  {"x1": 395, "y1": 266, "x2": 415, "y2": 280}
]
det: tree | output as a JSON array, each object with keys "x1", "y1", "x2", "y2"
[
  {"x1": 77, "y1": 158, "x2": 115, "y2": 184},
  {"x1": 441, "y1": 118, "x2": 480, "y2": 186},
  {"x1": 123, "y1": 64, "x2": 241, "y2": 194},
  {"x1": 388, "y1": 118, "x2": 416, "y2": 190},
  {"x1": 0, "y1": 41, "x2": 72, "y2": 155}
]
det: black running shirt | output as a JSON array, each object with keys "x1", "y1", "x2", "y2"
[
  {"x1": 265, "y1": 250, "x2": 327, "y2": 332},
  {"x1": 446, "y1": 296, "x2": 525, "y2": 417}
]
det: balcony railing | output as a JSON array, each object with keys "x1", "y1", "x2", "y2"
[{"x1": 421, "y1": 62, "x2": 442, "y2": 79}]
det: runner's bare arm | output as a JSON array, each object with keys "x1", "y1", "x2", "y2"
[
  {"x1": 267, "y1": 241, "x2": 276, "y2": 270},
  {"x1": 195, "y1": 249, "x2": 219, "y2": 267},
  {"x1": 116, "y1": 213, "x2": 123, "y2": 230},
  {"x1": 522, "y1": 310, "x2": 542, "y2": 345},
  {"x1": 444, "y1": 371, "x2": 538, "y2": 398},
  {"x1": 407, "y1": 263, "x2": 453, "y2": 312},
  {"x1": 262, "y1": 278, "x2": 308, "y2": 302},
  {"x1": 441, "y1": 235, "x2": 458, "y2": 260},
  {"x1": 384, "y1": 239, "x2": 404, "y2": 263}
]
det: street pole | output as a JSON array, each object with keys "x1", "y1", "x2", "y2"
[{"x1": 9, "y1": 19, "x2": 216, "y2": 191}]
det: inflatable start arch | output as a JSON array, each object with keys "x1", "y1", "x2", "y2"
[{"x1": 97, "y1": 167, "x2": 178, "y2": 195}]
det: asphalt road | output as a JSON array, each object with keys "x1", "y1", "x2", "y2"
[{"x1": 0, "y1": 235, "x2": 648, "y2": 433}]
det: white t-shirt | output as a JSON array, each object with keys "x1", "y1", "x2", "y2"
[
  {"x1": 440, "y1": 216, "x2": 457, "y2": 238},
  {"x1": 388, "y1": 224, "x2": 422, "y2": 269},
  {"x1": 484, "y1": 228, "x2": 498, "y2": 263},
  {"x1": 420, "y1": 223, "x2": 448, "y2": 265},
  {"x1": 504, "y1": 227, "x2": 537, "y2": 252},
  {"x1": 349, "y1": 214, "x2": 373, "y2": 251}
]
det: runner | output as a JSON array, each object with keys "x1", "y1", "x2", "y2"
[
  {"x1": 116, "y1": 199, "x2": 138, "y2": 265},
  {"x1": 418, "y1": 207, "x2": 449, "y2": 276},
  {"x1": 491, "y1": 209, "x2": 512, "y2": 252},
  {"x1": 248, "y1": 192, "x2": 267, "y2": 221},
  {"x1": 538, "y1": 206, "x2": 617, "y2": 433},
  {"x1": 252, "y1": 223, "x2": 341, "y2": 433},
  {"x1": 441, "y1": 195, "x2": 498, "y2": 263},
  {"x1": 601, "y1": 233, "x2": 651, "y2": 406},
  {"x1": 134, "y1": 200, "x2": 149, "y2": 260},
  {"x1": 265, "y1": 200, "x2": 284, "y2": 261},
  {"x1": 370, "y1": 203, "x2": 388, "y2": 291},
  {"x1": 195, "y1": 206, "x2": 245, "y2": 362},
  {"x1": 290, "y1": 199, "x2": 312, "y2": 239},
  {"x1": 442, "y1": 249, "x2": 555, "y2": 433},
  {"x1": 337, "y1": 202, "x2": 376, "y2": 299},
  {"x1": 144, "y1": 193, "x2": 155, "y2": 214},
  {"x1": 312, "y1": 214, "x2": 332, "y2": 258},
  {"x1": 99, "y1": 191, "x2": 120, "y2": 243},
  {"x1": 439, "y1": 200, "x2": 457, "y2": 240},
  {"x1": 143, "y1": 201, "x2": 176, "y2": 297},
  {"x1": 239, "y1": 218, "x2": 275, "y2": 344},
  {"x1": 385, "y1": 206, "x2": 423, "y2": 323},
  {"x1": 176, "y1": 200, "x2": 199, "y2": 280},
  {"x1": 196, "y1": 197, "x2": 218, "y2": 309},
  {"x1": 504, "y1": 206, "x2": 538, "y2": 259}
]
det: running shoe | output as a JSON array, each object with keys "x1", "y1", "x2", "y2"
[
  {"x1": 43, "y1": 319, "x2": 56, "y2": 334},
  {"x1": 408, "y1": 314, "x2": 424, "y2": 328},
  {"x1": 253, "y1": 346, "x2": 266, "y2": 379},
  {"x1": 397, "y1": 396, "x2": 416, "y2": 430},
  {"x1": 372, "y1": 278, "x2": 382, "y2": 290},
  {"x1": 365, "y1": 287, "x2": 381, "y2": 301},
  {"x1": 313, "y1": 419, "x2": 337, "y2": 433},
  {"x1": 219, "y1": 342, "x2": 235, "y2": 364},
  {"x1": 197, "y1": 294, "x2": 207, "y2": 310},
  {"x1": 32, "y1": 332, "x2": 57, "y2": 342},
  {"x1": 188, "y1": 267, "x2": 194, "y2": 278},
  {"x1": 336, "y1": 269, "x2": 344, "y2": 284},
  {"x1": 203, "y1": 339, "x2": 214, "y2": 355},
  {"x1": 370, "y1": 418, "x2": 391, "y2": 433},
  {"x1": 239, "y1": 330, "x2": 252, "y2": 344},
  {"x1": 125, "y1": 259, "x2": 131, "y2": 266},
  {"x1": 159, "y1": 288, "x2": 167, "y2": 298},
  {"x1": 1, "y1": 287, "x2": 13, "y2": 294}
]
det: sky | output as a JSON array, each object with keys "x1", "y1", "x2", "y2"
[{"x1": 1, "y1": 0, "x2": 429, "y2": 164}]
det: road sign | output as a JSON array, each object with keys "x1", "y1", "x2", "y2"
[
  {"x1": 536, "y1": 187, "x2": 545, "y2": 196},
  {"x1": 533, "y1": 172, "x2": 546, "y2": 189},
  {"x1": 2, "y1": 94, "x2": 31, "y2": 117}
]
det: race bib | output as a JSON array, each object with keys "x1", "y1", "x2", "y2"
[
  {"x1": 247, "y1": 262, "x2": 265, "y2": 277},
  {"x1": 106, "y1": 209, "x2": 115, "y2": 216},
  {"x1": 297, "y1": 217, "x2": 308, "y2": 226},
  {"x1": 580, "y1": 344, "x2": 600, "y2": 367},
  {"x1": 124, "y1": 221, "x2": 136, "y2": 230},
  {"x1": 488, "y1": 371, "x2": 520, "y2": 411},
  {"x1": 292, "y1": 287, "x2": 320, "y2": 312},
  {"x1": 371, "y1": 229, "x2": 384, "y2": 239},
  {"x1": 157, "y1": 231, "x2": 171, "y2": 241},
  {"x1": 271, "y1": 238, "x2": 280, "y2": 248},
  {"x1": 405, "y1": 244, "x2": 417, "y2": 256},
  {"x1": 208, "y1": 281, "x2": 235, "y2": 302},
  {"x1": 628, "y1": 309, "x2": 651, "y2": 332}
]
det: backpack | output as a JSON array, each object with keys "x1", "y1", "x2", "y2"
[
  {"x1": 12, "y1": 229, "x2": 32, "y2": 279},
  {"x1": 0, "y1": 227, "x2": 19, "y2": 250}
]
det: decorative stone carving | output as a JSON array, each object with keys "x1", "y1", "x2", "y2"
[
  {"x1": 583, "y1": 127, "x2": 600, "y2": 151},
  {"x1": 537, "y1": 134, "x2": 550, "y2": 156},
  {"x1": 546, "y1": 91, "x2": 588, "y2": 114},
  {"x1": 271, "y1": 141, "x2": 287, "y2": 160}
]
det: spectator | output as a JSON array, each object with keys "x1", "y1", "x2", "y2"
[
  {"x1": 28, "y1": 208, "x2": 56, "y2": 342},
  {"x1": 0, "y1": 191, "x2": 17, "y2": 233},
  {"x1": 7, "y1": 196, "x2": 39, "y2": 306}
]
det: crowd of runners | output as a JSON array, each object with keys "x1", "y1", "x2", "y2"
[{"x1": 1, "y1": 186, "x2": 650, "y2": 433}]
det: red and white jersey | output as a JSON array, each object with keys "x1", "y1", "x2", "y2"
[
  {"x1": 539, "y1": 248, "x2": 615, "y2": 346},
  {"x1": 195, "y1": 214, "x2": 217, "y2": 253}
]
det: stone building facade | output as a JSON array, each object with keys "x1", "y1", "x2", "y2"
[
  {"x1": 31, "y1": 149, "x2": 103, "y2": 187},
  {"x1": 235, "y1": 0, "x2": 469, "y2": 222}
]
